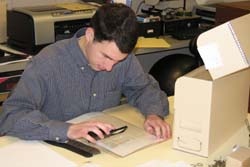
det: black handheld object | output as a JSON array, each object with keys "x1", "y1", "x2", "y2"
[
  {"x1": 88, "y1": 125, "x2": 128, "y2": 140},
  {"x1": 44, "y1": 139, "x2": 100, "y2": 157}
]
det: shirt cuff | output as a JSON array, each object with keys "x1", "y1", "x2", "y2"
[{"x1": 49, "y1": 121, "x2": 71, "y2": 143}]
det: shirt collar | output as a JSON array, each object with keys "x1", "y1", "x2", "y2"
[{"x1": 69, "y1": 28, "x2": 89, "y2": 68}]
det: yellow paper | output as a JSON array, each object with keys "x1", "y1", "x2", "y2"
[
  {"x1": 135, "y1": 37, "x2": 171, "y2": 48},
  {"x1": 56, "y1": 3, "x2": 97, "y2": 11}
]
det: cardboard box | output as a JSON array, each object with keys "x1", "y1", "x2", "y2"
[
  {"x1": 226, "y1": 147, "x2": 250, "y2": 167},
  {"x1": 172, "y1": 14, "x2": 250, "y2": 157}
]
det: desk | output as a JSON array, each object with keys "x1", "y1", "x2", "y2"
[{"x1": 0, "y1": 97, "x2": 248, "y2": 167}]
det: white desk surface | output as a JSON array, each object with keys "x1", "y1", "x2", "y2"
[{"x1": 0, "y1": 97, "x2": 249, "y2": 167}]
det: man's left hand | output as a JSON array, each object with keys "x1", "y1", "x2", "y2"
[{"x1": 144, "y1": 114, "x2": 171, "y2": 140}]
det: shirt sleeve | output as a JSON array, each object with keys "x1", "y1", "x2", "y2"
[
  {"x1": 122, "y1": 54, "x2": 169, "y2": 118},
  {"x1": 0, "y1": 61, "x2": 70, "y2": 142}
]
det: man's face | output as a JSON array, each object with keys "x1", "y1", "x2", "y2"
[
  {"x1": 82, "y1": 28, "x2": 128, "y2": 72},
  {"x1": 85, "y1": 40, "x2": 128, "y2": 72}
]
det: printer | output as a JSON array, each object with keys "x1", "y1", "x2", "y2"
[{"x1": 7, "y1": 3, "x2": 97, "y2": 54}]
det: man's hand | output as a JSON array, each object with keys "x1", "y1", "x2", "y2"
[
  {"x1": 67, "y1": 121, "x2": 114, "y2": 143},
  {"x1": 144, "y1": 114, "x2": 171, "y2": 140}
]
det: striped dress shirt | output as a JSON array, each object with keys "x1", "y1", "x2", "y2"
[{"x1": 0, "y1": 28, "x2": 169, "y2": 142}]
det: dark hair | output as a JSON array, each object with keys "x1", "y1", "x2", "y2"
[{"x1": 90, "y1": 3, "x2": 139, "y2": 53}]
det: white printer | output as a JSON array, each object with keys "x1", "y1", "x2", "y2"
[{"x1": 7, "y1": 3, "x2": 97, "y2": 54}]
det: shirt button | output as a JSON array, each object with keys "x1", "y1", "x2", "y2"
[
  {"x1": 55, "y1": 137, "x2": 60, "y2": 141},
  {"x1": 93, "y1": 93, "x2": 97, "y2": 97},
  {"x1": 80, "y1": 67, "x2": 84, "y2": 70}
]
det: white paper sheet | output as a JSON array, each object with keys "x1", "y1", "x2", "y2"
[
  {"x1": 0, "y1": 140, "x2": 77, "y2": 167},
  {"x1": 69, "y1": 111, "x2": 161, "y2": 157},
  {"x1": 197, "y1": 42, "x2": 223, "y2": 70}
]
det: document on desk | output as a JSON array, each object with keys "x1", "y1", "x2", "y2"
[
  {"x1": 68, "y1": 112, "x2": 162, "y2": 157},
  {"x1": 0, "y1": 140, "x2": 77, "y2": 167},
  {"x1": 135, "y1": 37, "x2": 171, "y2": 48}
]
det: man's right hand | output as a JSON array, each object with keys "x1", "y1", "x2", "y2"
[{"x1": 67, "y1": 121, "x2": 114, "y2": 143}]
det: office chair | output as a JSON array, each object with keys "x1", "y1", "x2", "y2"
[{"x1": 149, "y1": 53, "x2": 199, "y2": 96}]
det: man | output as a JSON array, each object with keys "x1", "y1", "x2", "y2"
[{"x1": 0, "y1": 3, "x2": 171, "y2": 144}]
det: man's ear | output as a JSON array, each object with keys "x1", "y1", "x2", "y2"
[{"x1": 85, "y1": 27, "x2": 95, "y2": 42}]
